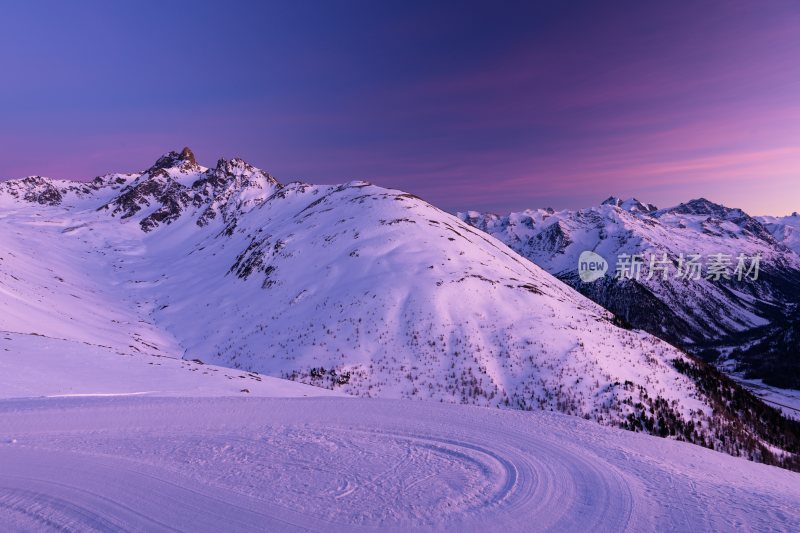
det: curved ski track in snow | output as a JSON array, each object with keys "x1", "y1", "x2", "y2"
[{"x1": 1, "y1": 397, "x2": 798, "y2": 532}]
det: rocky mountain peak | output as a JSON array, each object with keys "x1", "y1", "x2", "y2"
[
  {"x1": 601, "y1": 196, "x2": 621, "y2": 206},
  {"x1": 212, "y1": 157, "x2": 257, "y2": 180},
  {"x1": 601, "y1": 196, "x2": 657, "y2": 213},
  {"x1": 205, "y1": 156, "x2": 281, "y2": 191},
  {"x1": 98, "y1": 149, "x2": 283, "y2": 232},
  {"x1": 656, "y1": 198, "x2": 776, "y2": 243},
  {"x1": 682, "y1": 197, "x2": 719, "y2": 212},
  {"x1": 666, "y1": 197, "x2": 731, "y2": 217},
  {"x1": 180, "y1": 146, "x2": 196, "y2": 162},
  {"x1": 0, "y1": 176, "x2": 63, "y2": 206},
  {"x1": 148, "y1": 147, "x2": 200, "y2": 174}
]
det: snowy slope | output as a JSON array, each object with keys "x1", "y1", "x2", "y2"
[
  {"x1": 760, "y1": 212, "x2": 800, "y2": 255},
  {"x1": 0, "y1": 332, "x2": 343, "y2": 399},
  {"x1": 460, "y1": 198, "x2": 800, "y2": 387},
  {"x1": 1, "y1": 396, "x2": 799, "y2": 532},
  {"x1": 1, "y1": 150, "x2": 799, "y2": 468}
]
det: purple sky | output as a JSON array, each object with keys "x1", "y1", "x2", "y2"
[{"x1": 1, "y1": 1, "x2": 798, "y2": 215}]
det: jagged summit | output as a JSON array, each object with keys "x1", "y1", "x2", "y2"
[
  {"x1": 2, "y1": 164, "x2": 800, "y2": 469},
  {"x1": 94, "y1": 149, "x2": 282, "y2": 231},
  {"x1": 661, "y1": 197, "x2": 733, "y2": 217},
  {"x1": 149, "y1": 147, "x2": 200, "y2": 174},
  {"x1": 600, "y1": 195, "x2": 620, "y2": 206},
  {"x1": 0, "y1": 174, "x2": 113, "y2": 207},
  {"x1": 180, "y1": 146, "x2": 196, "y2": 163},
  {"x1": 4, "y1": 176, "x2": 65, "y2": 205},
  {"x1": 655, "y1": 198, "x2": 775, "y2": 242},
  {"x1": 0, "y1": 149, "x2": 285, "y2": 228},
  {"x1": 211, "y1": 156, "x2": 279, "y2": 185},
  {"x1": 601, "y1": 196, "x2": 658, "y2": 213}
]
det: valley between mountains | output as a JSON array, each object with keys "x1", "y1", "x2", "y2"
[
  {"x1": 1, "y1": 148, "x2": 799, "y2": 474},
  {"x1": 2, "y1": 148, "x2": 800, "y2": 531},
  {"x1": 461, "y1": 198, "x2": 800, "y2": 390}
]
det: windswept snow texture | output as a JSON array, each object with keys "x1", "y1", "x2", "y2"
[{"x1": 1, "y1": 396, "x2": 799, "y2": 532}]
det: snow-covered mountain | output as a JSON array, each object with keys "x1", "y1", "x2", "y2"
[
  {"x1": 760, "y1": 212, "x2": 800, "y2": 255},
  {"x1": 1, "y1": 149, "x2": 799, "y2": 469},
  {"x1": 459, "y1": 197, "x2": 800, "y2": 389},
  {"x1": 4, "y1": 302, "x2": 795, "y2": 530}
]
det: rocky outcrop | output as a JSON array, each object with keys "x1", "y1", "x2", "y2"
[{"x1": 98, "y1": 148, "x2": 282, "y2": 232}]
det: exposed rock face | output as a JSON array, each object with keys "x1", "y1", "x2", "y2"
[
  {"x1": 660, "y1": 198, "x2": 776, "y2": 242},
  {"x1": 22, "y1": 177, "x2": 63, "y2": 205},
  {"x1": 527, "y1": 220, "x2": 572, "y2": 255},
  {"x1": 0, "y1": 148, "x2": 281, "y2": 232},
  {"x1": 104, "y1": 172, "x2": 187, "y2": 220},
  {"x1": 97, "y1": 148, "x2": 282, "y2": 231},
  {"x1": 0, "y1": 175, "x2": 109, "y2": 206},
  {"x1": 148, "y1": 147, "x2": 200, "y2": 175},
  {"x1": 602, "y1": 196, "x2": 658, "y2": 213},
  {"x1": 194, "y1": 157, "x2": 280, "y2": 227}
]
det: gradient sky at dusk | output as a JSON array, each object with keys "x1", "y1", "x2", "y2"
[{"x1": 1, "y1": 0, "x2": 798, "y2": 215}]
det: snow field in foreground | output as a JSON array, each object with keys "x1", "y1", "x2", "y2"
[{"x1": 0, "y1": 396, "x2": 798, "y2": 532}]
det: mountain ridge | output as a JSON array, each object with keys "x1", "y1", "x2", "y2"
[
  {"x1": 460, "y1": 196, "x2": 800, "y2": 389},
  {"x1": 1, "y1": 149, "x2": 799, "y2": 469}
]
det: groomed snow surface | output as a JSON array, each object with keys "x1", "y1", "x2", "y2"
[
  {"x1": 2, "y1": 397, "x2": 800, "y2": 532},
  {"x1": 1, "y1": 338, "x2": 799, "y2": 532}
]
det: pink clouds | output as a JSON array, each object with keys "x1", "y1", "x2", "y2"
[{"x1": 1, "y1": 1, "x2": 798, "y2": 216}]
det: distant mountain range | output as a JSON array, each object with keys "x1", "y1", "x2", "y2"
[
  {"x1": 460, "y1": 197, "x2": 800, "y2": 389},
  {"x1": 1, "y1": 148, "x2": 798, "y2": 469}
]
